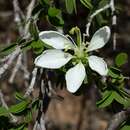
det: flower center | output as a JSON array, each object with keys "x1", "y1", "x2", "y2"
[{"x1": 74, "y1": 44, "x2": 88, "y2": 64}]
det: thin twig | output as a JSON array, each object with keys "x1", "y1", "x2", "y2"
[
  {"x1": 9, "y1": 53, "x2": 22, "y2": 83},
  {"x1": 24, "y1": 0, "x2": 36, "y2": 39},
  {"x1": 85, "y1": 0, "x2": 117, "y2": 50},
  {"x1": 0, "y1": 53, "x2": 15, "y2": 63},
  {"x1": 0, "y1": 47, "x2": 21, "y2": 78},
  {"x1": 11, "y1": 0, "x2": 36, "y2": 86},
  {"x1": 110, "y1": 0, "x2": 117, "y2": 50},
  {"x1": 85, "y1": 4, "x2": 110, "y2": 37},
  {"x1": 13, "y1": 0, "x2": 25, "y2": 36},
  {"x1": 20, "y1": 64, "x2": 30, "y2": 80},
  {"x1": 24, "y1": 67, "x2": 38, "y2": 97}
]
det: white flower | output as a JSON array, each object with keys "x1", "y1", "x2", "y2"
[{"x1": 34, "y1": 26, "x2": 111, "y2": 93}]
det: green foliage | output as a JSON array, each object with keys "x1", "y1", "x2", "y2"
[
  {"x1": 0, "y1": 0, "x2": 127, "y2": 129},
  {"x1": 0, "y1": 107, "x2": 9, "y2": 116},
  {"x1": 9, "y1": 100, "x2": 29, "y2": 115},
  {"x1": 21, "y1": 40, "x2": 33, "y2": 52},
  {"x1": 120, "y1": 120, "x2": 130, "y2": 130},
  {"x1": 18, "y1": 38, "x2": 45, "y2": 54},
  {"x1": 15, "y1": 92, "x2": 26, "y2": 101},
  {"x1": 97, "y1": 88, "x2": 130, "y2": 108},
  {"x1": 0, "y1": 44, "x2": 17, "y2": 56},
  {"x1": 48, "y1": 7, "x2": 64, "y2": 26},
  {"x1": 115, "y1": 53, "x2": 128, "y2": 67},
  {"x1": 31, "y1": 39, "x2": 44, "y2": 54},
  {"x1": 108, "y1": 67, "x2": 121, "y2": 79},
  {"x1": 29, "y1": 19, "x2": 39, "y2": 41},
  {"x1": 97, "y1": 66, "x2": 130, "y2": 108},
  {"x1": 80, "y1": 0, "x2": 93, "y2": 9},
  {"x1": 96, "y1": 90, "x2": 113, "y2": 108},
  {"x1": 95, "y1": 14, "x2": 108, "y2": 26},
  {"x1": 48, "y1": 7, "x2": 61, "y2": 17},
  {"x1": 0, "y1": 100, "x2": 29, "y2": 116},
  {"x1": 120, "y1": 126, "x2": 130, "y2": 130},
  {"x1": 0, "y1": 92, "x2": 39, "y2": 129},
  {"x1": 98, "y1": 0, "x2": 109, "y2": 9},
  {"x1": 39, "y1": 0, "x2": 50, "y2": 5},
  {"x1": 65, "y1": 0, "x2": 77, "y2": 14},
  {"x1": 32, "y1": 0, "x2": 64, "y2": 26},
  {"x1": 9, "y1": 124, "x2": 27, "y2": 130}
]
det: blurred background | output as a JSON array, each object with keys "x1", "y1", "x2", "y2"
[{"x1": 0, "y1": 0, "x2": 130, "y2": 130}]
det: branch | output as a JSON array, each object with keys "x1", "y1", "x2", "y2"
[
  {"x1": 86, "y1": 4, "x2": 110, "y2": 36},
  {"x1": 24, "y1": 67, "x2": 38, "y2": 97},
  {"x1": 85, "y1": 0, "x2": 117, "y2": 50},
  {"x1": 106, "y1": 109, "x2": 130, "y2": 130},
  {"x1": 0, "y1": 47, "x2": 21, "y2": 78},
  {"x1": 13, "y1": 0, "x2": 25, "y2": 36},
  {"x1": 11, "y1": 0, "x2": 36, "y2": 85},
  {"x1": 110, "y1": 0, "x2": 117, "y2": 50},
  {"x1": 24, "y1": 0, "x2": 36, "y2": 39},
  {"x1": 20, "y1": 64, "x2": 30, "y2": 80},
  {"x1": 9, "y1": 53, "x2": 22, "y2": 83}
]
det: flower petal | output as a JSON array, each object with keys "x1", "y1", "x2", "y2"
[
  {"x1": 34, "y1": 49, "x2": 72, "y2": 69},
  {"x1": 88, "y1": 55, "x2": 108, "y2": 76},
  {"x1": 39, "y1": 31, "x2": 74, "y2": 49},
  {"x1": 87, "y1": 26, "x2": 110, "y2": 52},
  {"x1": 65, "y1": 62, "x2": 86, "y2": 93}
]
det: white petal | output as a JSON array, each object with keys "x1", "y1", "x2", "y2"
[
  {"x1": 87, "y1": 26, "x2": 110, "y2": 52},
  {"x1": 34, "y1": 49, "x2": 72, "y2": 69},
  {"x1": 39, "y1": 31, "x2": 74, "y2": 49},
  {"x1": 65, "y1": 62, "x2": 86, "y2": 93},
  {"x1": 88, "y1": 55, "x2": 108, "y2": 76}
]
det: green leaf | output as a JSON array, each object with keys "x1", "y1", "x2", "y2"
[
  {"x1": 108, "y1": 67, "x2": 121, "y2": 78},
  {"x1": 48, "y1": 15, "x2": 64, "y2": 26},
  {"x1": 98, "y1": 96, "x2": 113, "y2": 108},
  {"x1": 47, "y1": 7, "x2": 64, "y2": 26},
  {"x1": 0, "y1": 107, "x2": 9, "y2": 116},
  {"x1": 80, "y1": 0, "x2": 93, "y2": 9},
  {"x1": 48, "y1": 7, "x2": 60, "y2": 17},
  {"x1": 65, "y1": 0, "x2": 77, "y2": 14},
  {"x1": 24, "y1": 111, "x2": 33, "y2": 123},
  {"x1": 21, "y1": 40, "x2": 33, "y2": 52},
  {"x1": 73, "y1": 0, "x2": 77, "y2": 14},
  {"x1": 9, "y1": 101, "x2": 29, "y2": 114},
  {"x1": 120, "y1": 125, "x2": 130, "y2": 130},
  {"x1": 98, "y1": 88, "x2": 130, "y2": 108},
  {"x1": 0, "y1": 44, "x2": 17, "y2": 56},
  {"x1": 123, "y1": 98, "x2": 130, "y2": 109},
  {"x1": 113, "y1": 91, "x2": 128, "y2": 106},
  {"x1": 96, "y1": 90, "x2": 113, "y2": 108},
  {"x1": 120, "y1": 120, "x2": 130, "y2": 130},
  {"x1": 15, "y1": 92, "x2": 26, "y2": 101},
  {"x1": 31, "y1": 39, "x2": 44, "y2": 54},
  {"x1": 98, "y1": 0, "x2": 109, "y2": 8},
  {"x1": 115, "y1": 53, "x2": 128, "y2": 67}
]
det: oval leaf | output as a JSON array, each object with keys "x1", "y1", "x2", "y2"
[{"x1": 115, "y1": 53, "x2": 128, "y2": 67}]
